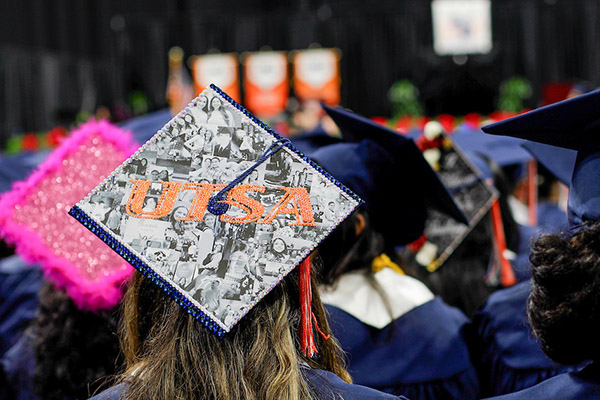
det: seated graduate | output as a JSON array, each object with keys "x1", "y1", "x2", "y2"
[
  {"x1": 0, "y1": 120, "x2": 139, "y2": 400},
  {"x1": 82, "y1": 87, "x2": 409, "y2": 400},
  {"x1": 468, "y1": 142, "x2": 581, "y2": 397},
  {"x1": 301, "y1": 105, "x2": 479, "y2": 400},
  {"x1": 480, "y1": 89, "x2": 600, "y2": 399}
]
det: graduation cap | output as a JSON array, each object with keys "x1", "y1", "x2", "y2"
[
  {"x1": 70, "y1": 85, "x2": 361, "y2": 355},
  {"x1": 520, "y1": 141, "x2": 577, "y2": 187},
  {"x1": 452, "y1": 128, "x2": 533, "y2": 168},
  {"x1": 0, "y1": 120, "x2": 138, "y2": 310},
  {"x1": 482, "y1": 89, "x2": 600, "y2": 230},
  {"x1": 321, "y1": 104, "x2": 467, "y2": 228}
]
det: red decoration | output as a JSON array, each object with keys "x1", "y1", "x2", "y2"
[
  {"x1": 47, "y1": 126, "x2": 67, "y2": 147},
  {"x1": 437, "y1": 114, "x2": 456, "y2": 133},
  {"x1": 21, "y1": 133, "x2": 39, "y2": 151}
]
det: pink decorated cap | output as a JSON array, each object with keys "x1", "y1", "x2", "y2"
[{"x1": 0, "y1": 120, "x2": 139, "y2": 311}]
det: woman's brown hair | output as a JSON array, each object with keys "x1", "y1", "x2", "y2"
[{"x1": 118, "y1": 257, "x2": 351, "y2": 400}]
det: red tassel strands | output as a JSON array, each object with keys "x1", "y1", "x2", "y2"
[
  {"x1": 490, "y1": 200, "x2": 517, "y2": 287},
  {"x1": 298, "y1": 255, "x2": 329, "y2": 358}
]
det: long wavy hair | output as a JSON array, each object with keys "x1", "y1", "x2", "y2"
[{"x1": 118, "y1": 258, "x2": 351, "y2": 400}]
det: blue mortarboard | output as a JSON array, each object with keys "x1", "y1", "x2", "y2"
[
  {"x1": 520, "y1": 142, "x2": 577, "y2": 187},
  {"x1": 308, "y1": 140, "x2": 425, "y2": 245},
  {"x1": 452, "y1": 129, "x2": 533, "y2": 167},
  {"x1": 289, "y1": 126, "x2": 342, "y2": 155},
  {"x1": 482, "y1": 89, "x2": 600, "y2": 230},
  {"x1": 119, "y1": 109, "x2": 173, "y2": 144},
  {"x1": 320, "y1": 104, "x2": 468, "y2": 229}
]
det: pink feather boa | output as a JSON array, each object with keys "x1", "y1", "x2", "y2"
[{"x1": 0, "y1": 119, "x2": 139, "y2": 311}]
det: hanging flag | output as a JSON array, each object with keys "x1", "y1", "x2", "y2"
[
  {"x1": 191, "y1": 53, "x2": 241, "y2": 102},
  {"x1": 292, "y1": 48, "x2": 341, "y2": 106},
  {"x1": 242, "y1": 51, "x2": 289, "y2": 119}
]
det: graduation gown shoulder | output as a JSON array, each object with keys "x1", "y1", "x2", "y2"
[
  {"x1": 321, "y1": 270, "x2": 478, "y2": 400},
  {"x1": 469, "y1": 280, "x2": 584, "y2": 397},
  {"x1": 484, "y1": 363, "x2": 600, "y2": 400},
  {"x1": 86, "y1": 369, "x2": 410, "y2": 400}
]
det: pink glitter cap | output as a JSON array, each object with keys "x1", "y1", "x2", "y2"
[{"x1": 0, "y1": 120, "x2": 139, "y2": 311}]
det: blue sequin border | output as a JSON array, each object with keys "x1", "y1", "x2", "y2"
[
  {"x1": 209, "y1": 84, "x2": 364, "y2": 208},
  {"x1": 68, "y1": 205, "x2": 226, "y2": 337}
]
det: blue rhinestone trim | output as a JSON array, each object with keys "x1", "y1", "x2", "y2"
[
  {"x1": 209, "y1": 84, "x2": 364, "y2": 208},
  {"x1": 68, "y1": 205, "x2": 227, "y2": 337}
]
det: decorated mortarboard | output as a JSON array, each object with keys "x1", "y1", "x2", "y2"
[
  {"x1": 406, "y1": 128, "x2": 499, "y2": 271},
  {"x1": 482, "y1": 89, "x2": 600, "y2": 230},
  {"x1": 0, "y1": 120, "x2": 137, "y2": 310},
  {"x1": 321, "y1": 104, "x2": 468, "y2": 228},
  {"x1": 70, "y1": 85, "x2": 362, "y2": 340}
]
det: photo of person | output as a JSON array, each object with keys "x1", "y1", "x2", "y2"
[
  {"x1": 213, "y1": 127, "x2": 232, "y2": 158},
  {"x1": 267, "y1": 237, "x2": 289, "y2": 263},
  {"x1": 207, "y1": 96, "x2": 234, "y2": 126},
  {"x1": 191, "y1": 94, "x2": 209, "y2": 124}
]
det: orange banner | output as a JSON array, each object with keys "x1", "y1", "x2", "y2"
[
  {"x1": 190, "y1": 53, "x2": 241, "y2": 102},
  {"x1": 242, "y1": 51, "x2": 289, "y2": 119},
  {"x1": 292, "y1": 48, "x2": 341, "y2": 106}
]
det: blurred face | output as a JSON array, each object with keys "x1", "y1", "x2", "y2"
[
  {"x1": 173, "y1": 207, "x2": 189, "y2": 220},
  {"x1": 144, "y1": 197, "x2": 157, "y2": 209},
  {"x1": 159, "y1": 170, "x2": 168, "y2": 180},
  {"x1": 211, "y1": 97, "x2": 222, "y2": 109},
  {"x1": 272, "y1": 238, "x2": 285, "y2": 253},
  {"x1": 204, "y1": 213, "x2": 216, "y2": 228},
  {"x1": 199, "y1": 96, "x2": 207, "y2": 108},
  {"x1": 182, "y1": 220, "x2": 197, "y2": 231},
  {"x1": 202, "y1": 158, "x2": 212, "y2": 168}
]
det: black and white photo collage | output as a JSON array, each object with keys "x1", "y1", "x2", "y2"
[
  {"x1": 80, "y1": 88, "x2": 359, "y2": 330},
  {"x1": 422, "y1": 139, "x2": 497, "y2": 269}
]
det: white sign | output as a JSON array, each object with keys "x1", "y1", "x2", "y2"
[{"x1": 431, "y1": 0, "x2": 492, "y2": 55}]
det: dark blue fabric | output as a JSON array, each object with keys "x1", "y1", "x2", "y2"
[
  {"x1": 469, "y1": 280, "x2": 585, "y2": 397},
  {"x1": 321, "y1": 104, "x2": 467, "y2": 226},
  {"x1": 481, "y1": 88, "x2": 600, "y2": 151},
  {"x1": 303, "y1": 368, "x2": 410, "y2": 399},
  {"x1": 452, "y1": 130, "x2": 532, "y2": 167},
  {"x1": 568, "y1": 151, "x2": 600, "y2": 228},
  {"x1": 0, "y1": 255, "x2": 42, "y2": 358},
  {"x1": 484, "y1": 363, "x2": 600, "y2": 400},
  {"x1": 536, "y1": 202, "x2": 569, "y2": 234},
  {"x1": 86, "y1": 370, "x2": 409, "y2": 400},
  {"x1": 1, "y1": 332, "x2": 38, "y2": 400},
  {"x1": 118, "y1": 108, "x2": 172, "y2": 144},
  {"x1": 511, "y1": 224, "x2": 535, "y2": 283},
  {"x1": 288, "y1": 125, "x2": 342, "y2": 155},
  {"x1": 88, "y1": 382, "x2": 126, "y2": 400},
  {"x1": 520, "y1": 141, "x2": 576, "y2": 187},
  {"x1": 325, "y1": 297, "x2": 478, "y2": 400},
  {"x1": 0, "y1": 151, "x2": 50, "y2": 193}
]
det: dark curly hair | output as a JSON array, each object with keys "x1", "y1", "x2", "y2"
[
  {"x1": 528, "y1": 219, "x2": 600, "y2": 365},
  {"x1": 32, "y1": 282, "x2": 122, "y2": 400}
]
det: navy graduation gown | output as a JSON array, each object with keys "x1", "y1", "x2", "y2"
[
  {"x1": 0, "y1": 255, "x2": 42, "y2": 357},
  {"x1": 87, "y1": 369, "x2": 410, "y2": 400},
  {"x1": 324, "y1": 286, "x2": 478, "y2": 400},
  {"x1": 484, "y1": 363, "x2": 600, "y2": 399},
  {"x1": 511, "y1": 224, "x2": 535, "y2": 283},
  {"x1": 469, "y1": 280, "x2": 584, "y2": 397},
  {"x1": 1, "y1": 332, "x2": 38, "y2": 400}
]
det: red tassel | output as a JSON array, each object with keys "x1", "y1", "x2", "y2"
[
  {"x1": 528, "y1": 160, "x2": 538, "y2": 226},
  {"x1": 490, "y1": 200, "x2": 517, "y2": 287},
  {"x1": 298, "y1": 255, "x2": 328, "y2": 358}
]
